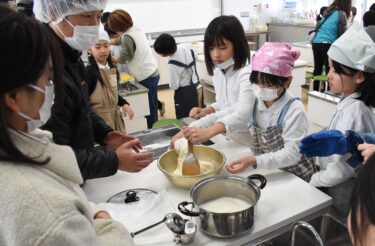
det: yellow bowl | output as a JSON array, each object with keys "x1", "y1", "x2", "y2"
[{"x1": 157, "y1": 145, "x2": 226, "y2": 189}]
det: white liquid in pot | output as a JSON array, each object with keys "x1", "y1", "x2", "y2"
[{"x1": 199, "y1": 197, "x2": 251, "y2": 213}]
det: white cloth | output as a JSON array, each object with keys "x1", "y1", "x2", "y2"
[
  {"x1": 327, "y1": 23, "x2": 375, "y2": 72},
  {"x1": 97, "y1": 191, "x2": 175, "y2": 245},
  {"x1": 167, "y1": 45, "x2": 199, "y2": 90},
  {"x1": 310, "y1": 93, "x2": 375, "y2": 187},
  {"x1": 0, "y1": 129, "x2": 134, "y2": 246},
  {"x1": 190, "y1": 66, "x2": 254, "y2": 133},
  {"x1": 121, "y1": 26, "x2": 157, "y2": 82},
  {"x1": 252, "y1": 91, "x2": 309, "y2": 169}
]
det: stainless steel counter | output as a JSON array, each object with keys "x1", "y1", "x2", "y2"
[{"x1": 118, "y1": 81, "x2": 148, "y2": 97}]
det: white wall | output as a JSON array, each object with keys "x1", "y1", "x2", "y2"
[
  {"x1": 222, "y1": 0, "x2": 330, "y2": 30},
  {"x1": 105, "y1": 0, "x2": 218, "y2": 33}
]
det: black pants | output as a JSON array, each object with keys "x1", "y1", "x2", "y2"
[
  {"x1": 312, "y1": 43, "x2": 331, "y2": 91},
  {"x1": 174, "y1": 84, "x2": 198, "y2": 119}
]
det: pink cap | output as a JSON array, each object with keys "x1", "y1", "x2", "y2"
[{"x1": 251, "y1": 42, "x2": 300, "y2": 77}]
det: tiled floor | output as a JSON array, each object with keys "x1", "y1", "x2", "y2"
[{"x1": 157, "y1": 87, "x2": 323, "y2": 133}]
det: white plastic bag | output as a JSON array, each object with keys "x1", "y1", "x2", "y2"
[{"x1": 307, "y1": 30, "x2": 316, "y2": 44}]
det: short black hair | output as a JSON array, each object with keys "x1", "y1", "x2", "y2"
[
  {"x1": 351, "y1": 6, "x2": 357, "y2": 16},
  {"x1": 101, "y1": 11, "x2": 110, "y2": 24},
  {"x1": 250, "y1": 71, "x2": 289, "y2": 88},
  {"x1": 370, "y1": 3, "x2": 375, "y2": 11},
  {"x1": 332, "y1": 59, "x2": 375, "y2": 107},
  {"x1": 204, "y1": 15, "x2": 250, "y2": 76},
  {"x1": 363, "y1": 10, "x2": 375, "y2": 27},
  {"x1": 153, "y1": 33, "x2": 177, "y2": 55}
]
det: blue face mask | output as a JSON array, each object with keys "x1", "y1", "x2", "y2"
[{"x1": 17, "y1": 82, "x2": 55, "y2": 133}]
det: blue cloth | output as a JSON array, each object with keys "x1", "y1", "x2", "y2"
[
  {"x1": 299, "y1": 130, "x2": 369, "y2": 169},
  {"x1": 139, "y1": 75, "x2": 159, "y2": 129},
  {"x1": 313, "y1": 10, "x2": 339, "y2": 44},
  {"x1": 300, "y1": 130, "x2": 349, "y2": 157}
]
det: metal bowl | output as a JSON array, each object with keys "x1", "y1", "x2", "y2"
[{"x1": 157, "y1": 145, "x2": 226, "y2": 189}]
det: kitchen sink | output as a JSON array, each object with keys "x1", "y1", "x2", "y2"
[
  {"x1": 258, "y1": 214, "x2": 352, "y2": 246},
  {"x1": 119, "y1": 82, "x2": 138, "y2": 93},
  {"x1": 130, "y1": 125, "x2": 180, "y2": 159},
  {"x1": 130, "y1": 125, "x2": 214, "y2": 159}
]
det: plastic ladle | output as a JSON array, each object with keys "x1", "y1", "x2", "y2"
[
  {"x1": 182, "y1": 141, "x2": 200, "y2": 176},
  {"x1": 131, "y1": 213, "x2": 185, "y2": 237}
]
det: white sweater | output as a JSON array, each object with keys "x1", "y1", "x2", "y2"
[{"x1": 0, "y1": 129, "x2": 134, "y2": 246}]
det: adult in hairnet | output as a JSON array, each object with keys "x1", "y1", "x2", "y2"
[{"x1": 34, "y1": 0, "x2": 153, "y2": 181}]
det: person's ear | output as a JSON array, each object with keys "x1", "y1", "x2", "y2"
[
  {"x1": 354, "y1": 71, "x2": 365, "y2": 84},
  {"x1": 87, "y1": 48, "x2": 92, "y2": 55},
  {"x1": 4, "y1": 91, "x2": 21, "y2": 113}
]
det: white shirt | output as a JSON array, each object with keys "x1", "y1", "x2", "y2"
[
  {"x1": 252, "y1": 91, "x2": 309, "y2": 169},
  {"x1": 310, "y1": 92, "x2": 375, "y2": 187},
  {"x1": 168, "y1": 45, "x2": 199, "y2": 90},
  {"x1": 190, "y1": 65, "x2": 254, "y2": 132}
]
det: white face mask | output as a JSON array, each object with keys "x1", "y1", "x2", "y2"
[
  {"x1": 55, "y1": 18, "x2": 99, "y2": 51},
  {"x1": 215, "y1": 57, "x2": 235, "y2": 70},
  {"x1": 17, "y1": 83, "x2": 55, "y2": 133},
  {"x1": 253, "y1": 84, "x2": 279, "y2": 101}
]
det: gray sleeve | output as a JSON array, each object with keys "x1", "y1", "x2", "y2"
[
  {"x1": 338, "y1": 11, "x2": 347, "y2": 37},
  {"x1": 117, "y1": 35, "x2": 136, "y2": 64},
  {"x1": 39, "y1": 213, "x2": 134, "y2": 246}
]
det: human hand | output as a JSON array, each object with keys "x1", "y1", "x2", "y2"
[
  {"x1": 299, "y1": 130, "x2": 349, "y2": 157},
  {"x1": 358, "y1": 143, "x2": 375, "y2": 164},
  {"x1": 226, "y1": 156, "x2": 256, "y2": 174},
  {"x1": 105, "y1": 131, "x2": 141, "y2": 151},
  {"x1": 182, "y1": 126, "x2": 210, "y2": 144},
  {"x1": 169, "y1": 130, "x2": 184, "y2": 149},
  {"x1": 189, "y1": 107, "x2": 214, "y2": 119},
  {"x1": 116, "y1": 139, "x2": 153, "y2": 172},
  {"x1": 122, "y1": 104, "x2": 134, "y2": 120},
  {"x1": 94, "y1": 211, "x2": 112, "y2": 220}
]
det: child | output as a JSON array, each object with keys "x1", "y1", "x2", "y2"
[
  {"x1": 154, "y1": 33, "x2": 199, "y2": 119},
  {"x1": 171, "y1": 15, "x2": 253, "y2": 145},
  {"x1": 86, "y1": 28, "x2": 134, "y2": 132},
  {"x1": 301, "y1": 24, "x2": 375, "y2": 219},
  {"x1": 226, "y1": 42, "x2": 315, "y2": 182},
  {"x1": 349, "y1": 154, "x2": 375, "y2": 246}
]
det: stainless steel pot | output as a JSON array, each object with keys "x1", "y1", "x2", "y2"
[{"x1": 178, "y1": 174, "x2": 267, "y2": 238}]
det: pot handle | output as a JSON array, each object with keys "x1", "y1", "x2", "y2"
[
  {"x1": 247, "y1": 174, "x2": 267, "y2": 189},
  {"x1": 178, "y1": 201, "x2": 200, "y2": 217}
]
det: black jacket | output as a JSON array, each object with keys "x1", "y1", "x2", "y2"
[{"x1": 42, "y1": 25, "x2": 118, "y2": 181}]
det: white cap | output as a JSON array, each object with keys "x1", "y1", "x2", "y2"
[
  {"x1": 327, "y1": 23, "x2": 375, "y2": 73},
  {"x1": 98, "y1": 26, "x2": 110, "y2": 42},
  {"x1": 34, "y1": 0, "x2": 107, "y2": 24}
]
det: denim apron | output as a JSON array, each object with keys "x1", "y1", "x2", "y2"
[
  {"x1": 249, "y1": 98, "x2": 316, "y2": 182},
  {"x1": 90, "y1": 68, "x2": 125, "y2": 132}
]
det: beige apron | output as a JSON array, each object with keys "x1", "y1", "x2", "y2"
[{"x1": 90, "y1": 68, "x2": 126, "y2": 132}]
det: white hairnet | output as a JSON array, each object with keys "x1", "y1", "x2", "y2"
[
  {"x1": 328, "y1": 23, "x2": 375, "y2": 73},
  {"x1": 98, "y1": 26, "x2": 110, "y2": 42},
  {"x1": 34, "y1": 0, "x2": 107, "y2": 23}
]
